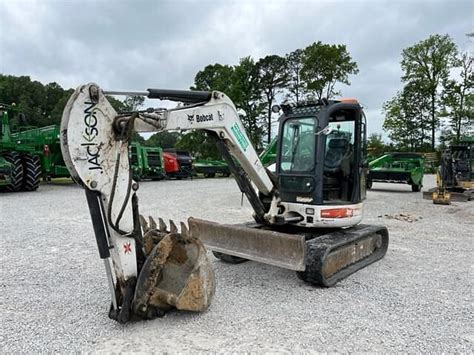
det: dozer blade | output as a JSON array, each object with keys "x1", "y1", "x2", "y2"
[
  {"x1": 432, "y1": 191, "x2": 451, "y2": 205},
  {"x1": 188, "y1": 218, "x2": 307, "y2": 271},
  {"x1": 449, "y1": 191, "x2": 471, "y2": 202},
  {"x1": 423, "y1": 188, "x2": 470, "y2": 203},
  {"x1": 422, "y1": 190, "x2": 435, "y2": 200},
  {"x1": 132, "y1": 218, "x2": 215, "y2": 319},
  {"x1": 189, "y1": 218, "x2": 388, "y2": 287}
]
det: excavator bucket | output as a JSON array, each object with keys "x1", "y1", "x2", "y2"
[
  {"x1": 131, "y1": 216, "x2": 215, "y2": 319},
  {"x1": 423, "y1": 188, "x2": 470, "y2": 204},
  {"x1": 432, "y1": 189, "x2": 451, "y2": 205}
]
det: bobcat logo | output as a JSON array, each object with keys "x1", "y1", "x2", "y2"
[
  {"x1": 187, "y1": 114, "x2": 195, "y2": 123},
  {"x1": 196, "y1": 113, "x2": 214, "y2": 122}
]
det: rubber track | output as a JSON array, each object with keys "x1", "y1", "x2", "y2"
[
  {"x1": 297, "y1": 224, "x2": 389, "y2": 287},
  {"x1": 22, "y1": 154, "x2": 41, "y2": 191},
  {"x1": 4, "y1": 152, "x2": 24, "y2": 192}
]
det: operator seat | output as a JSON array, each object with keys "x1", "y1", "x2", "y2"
[{"x1": 324, "y1": 138, "x2": 351, "y2": 174}]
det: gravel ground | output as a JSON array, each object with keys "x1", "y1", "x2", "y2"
[{"x1": 1, "y1": 175, "x2": 473, "y2": 353}]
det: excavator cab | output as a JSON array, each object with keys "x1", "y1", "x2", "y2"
[
  {"x1": 274, "y1": 100, "x2": 367, "y2": 214},
  {"x1": 209, "y1": 100, "x2": 387, "y2": 287}
]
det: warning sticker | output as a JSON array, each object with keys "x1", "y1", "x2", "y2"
[{"x1": 123, "y1": 242, "x2": 132, "y2": 254}]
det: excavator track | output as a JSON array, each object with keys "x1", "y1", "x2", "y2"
[
  {"x1": 296, "y1": 224, "x2": 389, "y2": 286},
  {"x1": 189, "y1": 218, "x2": 388, "y2": 287}
]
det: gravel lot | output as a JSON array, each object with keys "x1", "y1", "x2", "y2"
[{"x1": 1, "y1": 175, "x2": 473, "y2": 353}]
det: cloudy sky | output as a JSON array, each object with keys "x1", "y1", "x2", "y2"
[{"x1": 0, "y1": 0, "x2": 472, "y2": 136}]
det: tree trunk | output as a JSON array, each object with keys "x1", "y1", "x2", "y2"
[
  {"x1": 267, "y1": 99, "x2": 273, "y2": 144},
  {"x1": 431, "y1": 92, "x2": 436, "y2": 151},
  {"x1": 456, "y1": 114, "x2": 461, "y2": 143},
  {"x1": 457, "y1": 90, "x2": 465, "y2": 143},
  {"x1": 420, "y1": 107, "x2": 424, "y2": 148}
]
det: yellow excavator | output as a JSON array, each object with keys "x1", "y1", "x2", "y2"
[
  {"x1": 60, "y1": 84, "x2": 389, "y2": 323},
  {"x1": 427, "y1": 137, "x2": 473, "y2": 204}
]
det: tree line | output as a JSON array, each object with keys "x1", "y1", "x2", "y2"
[
  {"x1": 164, "y1": 41, "x2": 358, "y2": 157},
  {"x1": 383, "y1": 33, "x2": 473, "y2": 152},
  {"x1": 2, "y1": 34, "x2": 469, "y2": 159},
  {"x1": 0, "y1": 41, "x2": 359, "y2": 158},
  {"x1": 0, "y1": 75, "x2": 147, "y2": 127}
]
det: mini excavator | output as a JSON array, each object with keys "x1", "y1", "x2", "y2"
[
  {"x1": 60, "y1": 83, "x2": 389, "y2": 323},
  {"x1": 427, "y1": 138, "x2": 474, "y2": 204}
]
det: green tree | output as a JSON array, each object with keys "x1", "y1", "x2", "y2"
[
  {"x1": 43, "y1": 82, "x2": 66, "y2": 124},
  {"x1": 256, "y1": 55, "x2": 289, "y2": 143},
  {"x1": 231, "y1": 56, "x2": 266, "y2": 149},
  {"x1": 401, "y1": 34, "x2": 458, "y2": 149},
  {"x1": 440, "y1": 51, "x2": 473, "y2": 143},
  {"x1": 192, "y1": 63, "x2": 234, "y2": 92},
  {"x1": 190, "y1": 57, "x2": 265, "y2": 154},
  {"x1": 146, "y1": 131, "x2": 180, "y2": 148},
  {"x1": 398, "y1": 80, "x2": 432, "y2": 148},
  {"x1": 188, "y1": 63, "x2": 236, "y2": 158},
  {"x1": 383, "y1": 84, "x2": 429, "y2": 151},
  {"x1": 0, "y1": 74, "x2": 74, "y2": 127},
  {"x1": 123, "y1": 95, "x2": 145, "y2": 111},
  {"x1": 286, "y1": 49, "x2": 305, "y2": 104},
  {"x1": 383, "y1": 94, "x2": 410, "y2": 149},
  {"x1": 300, "y1": 41, "x2": 359, "y2": 100},
  {"x1": 50, "y1": 89, "x2": 74, "y2": 124},
  {"x1": 0, "y1": 75, "x2": 44, "y2": 126},
  {"x1": 176, "y1": 131, "x2": 220, "y2": 159},
  {"x1": 367, "y1": 133, "x2": 386, "y2": 158},
  {"x1": 105, "y1": 95, "x2": 126, "y2": 112}
]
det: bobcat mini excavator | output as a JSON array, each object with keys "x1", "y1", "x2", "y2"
[{"x1": 60, "y1": 83, "x2": 389, "y2": 323}]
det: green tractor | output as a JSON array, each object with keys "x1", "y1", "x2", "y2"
[
  {"x1": 130, "y1": 141, "x2": 166, "y2": 181},
  {"x1": 0, "y1": 155, "x2": 13, "y2": 188},
  {"x1": 367, "y1": 152, "x2": 425, "y2": 192},
  {"x1": 193, "y1": 158, "x2": 230, "y2": 178},
  {"x1": 191, "y1": 136, "x2": 277, "y2": 179},
  {"x1": 259, "y1": 137, "x2": 278, "y2": 167},
  {"x1": 0, "y1": 104, "x2": 42, "y2": 192},
  {"x1": 11, "y1": 124, "x2": 70, "y2": 181}
]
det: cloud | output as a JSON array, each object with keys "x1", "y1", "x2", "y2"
[{"x1": 0, "y1": 0, "x2": 472, "y2": 137}]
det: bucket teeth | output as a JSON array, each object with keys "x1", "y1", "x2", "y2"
[
  {"x1": 139, "y1": 215, "x2": 149, "y2": 233},
  {"x1": 180, "y1": 221, "x2": 189, "y2": 238},
  {"x1": 158, "y1": 218, "x2": 168, "y2": 232},
  {"x1": 148, "y1": 216, "x2": 157, "y2": 230},
  {"x1": 169, "y1": 220, "x2": 178, "y2": 234}
]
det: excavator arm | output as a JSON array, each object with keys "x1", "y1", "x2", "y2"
[
  {"x1": 62, "y1": 84, "x2": 277, "y2": 226},
  {"x1": 130, "y1": 87, "x2": 277, "y2": 221},
  {"x1": 60, "y1": 83, "x2": 279, "y2": 322}
]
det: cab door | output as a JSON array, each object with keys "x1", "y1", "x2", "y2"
[{"x1": 360, "y1": 112, "x2": 368, "y2": 200}]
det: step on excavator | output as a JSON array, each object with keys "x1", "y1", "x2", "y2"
[{"x1": 60, "y1": 83, "x2": 389, "y2": 323}]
